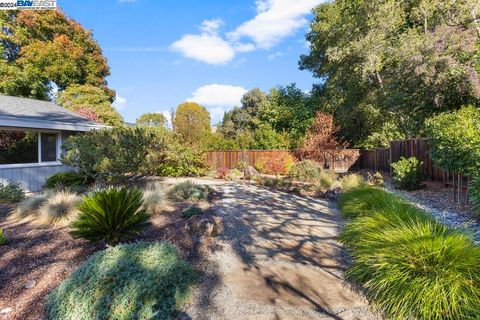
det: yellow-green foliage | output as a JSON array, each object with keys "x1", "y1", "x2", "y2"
[
  {"x1": 0, "y1": 228, "x2": 8, "y2": 246},
  {"x1": 340, "y1": 174, "x2": 365, "y2": 191},
  {"x1": 339, "y1": 187, "x2": 480, "y2": 320}
]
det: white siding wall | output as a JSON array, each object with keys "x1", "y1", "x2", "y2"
[{"x1": 0, "y1": 164, "x2": 70, "y2": 192}]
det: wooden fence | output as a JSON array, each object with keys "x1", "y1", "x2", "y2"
[{"x1": 205, "y1": 149, "x2": 362, "y2": 173}]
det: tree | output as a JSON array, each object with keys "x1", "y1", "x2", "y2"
[
  {"x1": 173, "y1": 102, "x2": 211, "y2": 146},
  {"x1": 57, "y1": 84, "x2": 123, "y2": 126},
  {"x1": 299, "y1": 112, "x2": 347, "y2": 167},
  {"x1": 300, "y1": 0, "x2": 480, "y2": 147},
  {"x1": 136, "y1": 113, "x2": 167, "y2": 128},
  {"x1": 0, "y1": 10, "x2": 113, "y2": 100}
]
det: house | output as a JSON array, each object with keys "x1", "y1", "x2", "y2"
[{"x1": 0, "y1": 95, "x2": 105, "y2": 192}]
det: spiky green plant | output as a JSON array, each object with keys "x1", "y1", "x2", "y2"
[
  {"x1": 70, "y1": 187, "x2": 150, "y2": 245},
  {"x1": 340, "y1": 186, "x2": 480, "y2": 320},
  {"x1": 0, "y1": 228, "x2": 8, "y2": 246}
]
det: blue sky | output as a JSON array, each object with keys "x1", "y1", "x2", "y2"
[{"x1": 60, "y1": 0, "x2": 322, "y2": 124}]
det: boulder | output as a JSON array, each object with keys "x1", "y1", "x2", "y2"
[{"x1": 244, "y1": 166, "x2": 259, "y2": 180}]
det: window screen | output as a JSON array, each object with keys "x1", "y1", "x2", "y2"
[{"x1": 41, "y1": 133, "x2": 57, "y2": 162}]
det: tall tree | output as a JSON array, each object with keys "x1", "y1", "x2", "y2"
[
  {"x1": 57, "y1": 84, "x2": 123, "y2": 126},
  {"x1": 0, "y1": 10, "x2": 113, "y2": 100},
  {"x1": 300, "y1": 0, "x2": 480, "y2": 147},
  {"x1": 173, "y1": 102, "x2": 211, "y2": 146}
]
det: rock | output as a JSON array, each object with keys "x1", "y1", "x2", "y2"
[
  {"x1": 24, "y1": 280, "x2": 36, "y2": 289},
  {"x1": 0, "y1": 307, "x2": 12, "y2": 315},
  {"x1": 244, "y1": 166, "x2": 259, "y2": 180}
]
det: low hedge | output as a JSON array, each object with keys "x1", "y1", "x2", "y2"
[
  {"x1": 339, "y1": 187, "x2": 480, "y2": 320},
  {"x1": 45, "y1": 242, "x2": 196, "y2": 320}
]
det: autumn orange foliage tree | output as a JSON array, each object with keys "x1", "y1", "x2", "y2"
[{"x1": 299, "y1": 112, "x2": 347, "y2": 168}]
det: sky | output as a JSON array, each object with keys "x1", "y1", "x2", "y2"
[{"x1": 60, "y1": 0, "x2": 323, "y2": 124}]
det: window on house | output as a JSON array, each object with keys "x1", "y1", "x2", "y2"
[{"x1": 0, "y1": 130, "x2": 59, "y2": 166}]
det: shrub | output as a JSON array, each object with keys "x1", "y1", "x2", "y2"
[
  {"x1": 470, "y1": 176, "x2": 480, "y2": 215},
  {"x1": 15, "y1": 193, "x2": 48, "y2": 218},
  {"x1": 70, "y1": 187, "x2": 150, "y2": 245},
  {"x1": 215, "y1": 167, "x2": 229, "y2": 179},
  {"x1": 45, "y1": 171, "x2": 86, "y2": 190},
  {"x1": 167, "y1": 181, "x2": 212, "y2": 202},
  {"x1": 372, "y1": 171, "x2": 384, "y2": 186},
  {"x1": 0, "y1": 228, "x2": 8, "y2": 245},
  {"x1": 339, "y1": 187, "x2": 480, "y2": 320},
  {"x1": 391, "y1": 157, "x2": 423, "y2": 190},
  {"x1": 0, "y1": 183, "x2": 24, "y2": 204},
  {"x1": 156, "y1": 139, "x2": 206, "y2": 177},
  {"x1": 45, "y1": 242, "x2": 196, "y2": 320},
  {"x1": 181, "y1": 205, "x2": 204, "y2": 218},
  {"x1": 425, "y1": 105, "x2": 480, "y2": 176},
  {"x1": 142, "y1": 182, "x2": 164, "y2": 215},
  {"x1": 254, "y1": 153, "x2": 295, "y2": 175},
  {"x1": 225, "y1": 169, "x2": 243, "y2": 180},
  {"x1": 233, "y1": 160, "x2": 248, "y2": 171},
  {"x1": 61, "y1": 127, "x2": 165, "y2": 182},
  {"x1": 288, "y1": 160, "x2": 324, "y2": 182},
  {"x1": 38, "y1": 190, "x2": 81, "y2": 225},
  {"x1": 340, "y1": 174, "x2": 365, "y2": 191}
]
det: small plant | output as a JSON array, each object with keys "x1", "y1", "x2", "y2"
[
  {"x1": 45, "y1": 242, "x2": 196, "y2": 320},
  {"x1": 391, "y1": 157, "x2": 424, "y2": 190},
  {"x1": 372, "y1": 171, "x2": 384, "y2": 186},
  {"x1": 319, "y1": 171, "x2": 337, "y2": 188},
  {"x1": 167, "y1": 181, "x2": 212, "y2": 202},
  {"x1": 38, "y1": 190, "x2": 81, "y2": 225},
  {"x1": 288, "y1": 160, "x2": 324, "y2": 182},
  {"x1": 225, "y1": 169, "x2": 243, "y2": 180},
  {"x1": 470, "y1": 176, "x2": 480, "y2": 215},
  {"x1": 0, "y1": 228, "x2": 8, "y2": 245},
  {"x1": 15, "y1": 193, "x2": 49, "y2": 218},
  {"x1": 70, "y1": 187, "x2": 150, "y2": 245},
  {"x1": 142, "y1": 185, "x2": 164, "y2": 215},
  {"x1": 45, "y1": 171, "x2": 87, "y2": 190},
  {"x1": 216, "y1": 167, "x2": 229, "y2": 179},
  {"x1": 233, "y1": 160, "x2": 248, "y2": 171},
  {"x1": 181, "y1": 205, "x2": 204, "y2": 218},
  {"x1": 0, "y1": 183, "x2": 25, "y2": 204},
  {"x1": 340, "y1": 174, "x2": 365, "y2": 191}
]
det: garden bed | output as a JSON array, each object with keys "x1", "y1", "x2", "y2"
[{"x1": 0, "y1": 180, "x2": 221, "y2": 320}]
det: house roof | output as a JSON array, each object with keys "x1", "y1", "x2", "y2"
[{"x1": 0, "y1": 95, "x2": 105, "y2": 132}]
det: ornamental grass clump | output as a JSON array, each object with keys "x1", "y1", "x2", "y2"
[
  {"x1": 340, "y1": 173, "x2": 365, "y2": 191},
  {"x1": 70, "y1": 187, "x2": 150, "y2": 245},
  {"x1": 142, "y1": 182, "x2": 165, "y2": 215},
  {"x1": 45, "y1": 242, "x2": 196, "y2": 320},
  {"x1": 339, "y1": 187, "x2": 480, "y2": 320},
  {"x1": 38, "y1": 190, "x2": 81, "y2": 225},
  {"x1": 15, "y1": 193, "x2": 49, "y2": 218},
  {"x1": 167, "y1": 181, "x2": 212, "y2": 202}
]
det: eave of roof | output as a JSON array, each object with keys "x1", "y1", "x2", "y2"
[{"x1": 0, "y1": 116, "x2": 105, "y2": 132}]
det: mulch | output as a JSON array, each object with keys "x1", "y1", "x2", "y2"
[{"x1": 0, "y1": 200, "x2": 218, "y2": 320}]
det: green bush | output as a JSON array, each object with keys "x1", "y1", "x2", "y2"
[
  {"x1": 288, "y1": 160, "x2": 324, "y2": 182},
  {"x1": 156, "y1": 139, "x2": 206, "y2": 177},
  {"x1": 62, "y1": 127, "x2": 165, "y2": 182},
  {"x1": 319, "y1": 171, "x2": 337, "y2": 188},
  {"x1": 70, "y1": 187, "x2": 150, "y2": 245},
  {"x1": 45, "y1": 242, "x2": 196, "y2": 320},
  {"x1": 0, "y1": 228, "x2": 8, "y2": 245},
  {"x1": 0, "y1": 183, "x2": 24, "y2": 204},
  {"x1": 167, "y1": 181, "x2": 212, "y2": 202},
  {"x1": 391, "y1": 157, "x2": 423, "y2": 190},
  {"x1": 425, "y1": 105, "x2": 480, "y2": 176},
  {"x1": 470, "y1": 176, "x2": 480, "y2": 215},
  {"x1": 45, "y1": 171, "x2": 86, "y2": 190},
  {"x1": 339, "y1": 187, "x2": 480, "y2": 320}
]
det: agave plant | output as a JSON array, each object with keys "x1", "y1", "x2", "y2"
[{"x1": 70, "y1": 187, "x2": 150, "y2": 245}]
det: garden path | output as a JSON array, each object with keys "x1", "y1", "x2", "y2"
[{"x1": 179, "y1": 179, "x2": 379, "y2": 320}]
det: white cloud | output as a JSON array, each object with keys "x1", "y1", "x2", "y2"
[
  {"x1": 170, "y1": 19, "x2": 235, "y2": 65},
  {"x1": 228, "y1": 0, "x2": 323, "y2": 49},
  {"x1": 187, "y1": 84, "x2": 247, "y2": 107},
  {"x1": 267, "y1": 51, "x2": 283, "y2": 60},
  {"x1": 113, "y1": 94, "x2": 127, "y2": 111},
  {"x1": 156, "y1": 110, "x2": 173, "y2": 128},
  {"x1": 187, "y1": 84, "x2": 248, "y2": 123}
]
